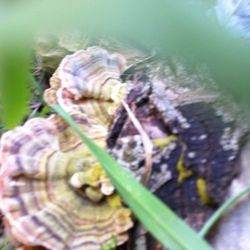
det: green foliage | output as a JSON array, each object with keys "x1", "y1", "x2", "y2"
[{"x1": 199, "y1": 184, "x2": 250, "y2": 237}]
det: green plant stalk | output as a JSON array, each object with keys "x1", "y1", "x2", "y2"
[
  {"x1": 30, "y1": 74, "x2": 44, "y2": 99},
  {"x1": 199, "y1": 185, "x2": 250, "y2": 237},
  {"x1": 52, "y1": 104, "x2": 212, "y2": 250}
]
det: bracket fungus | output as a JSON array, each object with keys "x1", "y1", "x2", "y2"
[
  {"x1": 44, "y1": 47, "x2": 127, "y2": 122},
  {"x1": 0, "y1": 47, "x2": 133, "y2": 250},
  {"x1": 0, "y1": 114, "x2": 133, "y2": 250}
]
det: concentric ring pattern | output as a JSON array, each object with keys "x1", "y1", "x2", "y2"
[{"x1": 0, "y1": 47, "x2": 133, "y2": 250}]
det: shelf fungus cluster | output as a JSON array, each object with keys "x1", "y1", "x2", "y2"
[
  {"x1": 0, "y1": 48, "x2": 132, "y2": 250},
  {"x1": 0, "y1": 46, "x2": 247, "y2": 249}
]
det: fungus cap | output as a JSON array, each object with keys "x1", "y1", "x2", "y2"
[
  {"x1": 44, "y1": 47, "x2": 127, "y2": 126},
  {"x1": 0, "y1": 114, "x2": 133, "y2": 250},
  {"x1": 0, "y1": 47, "x2": 133, "y2": 249}
]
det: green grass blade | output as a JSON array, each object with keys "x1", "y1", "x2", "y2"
[
  {"x1": 52, "y1": 104, "x2": 213, "y2": 250},
  {"x1": 30, "y1": 74, "x2": 44, "y2": 99},
  {"x1": 199, "y1": 185, "x2": 250, "y2": 237}
]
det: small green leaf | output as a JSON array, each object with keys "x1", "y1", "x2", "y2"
[
  {"x1": 52, "y1": 104, "x2": 213, "y2": 250},
  {"x1": 199, "y1": 185, "x2": 250, "y2": 237}
]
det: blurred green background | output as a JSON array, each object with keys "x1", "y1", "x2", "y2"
[{"x1": 0, "y1": 0, "x2": 250, "y2": 128}]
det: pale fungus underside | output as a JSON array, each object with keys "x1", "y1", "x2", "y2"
[{"x1": 0, "y1": 46, "x2": 247, "y2": 249}]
